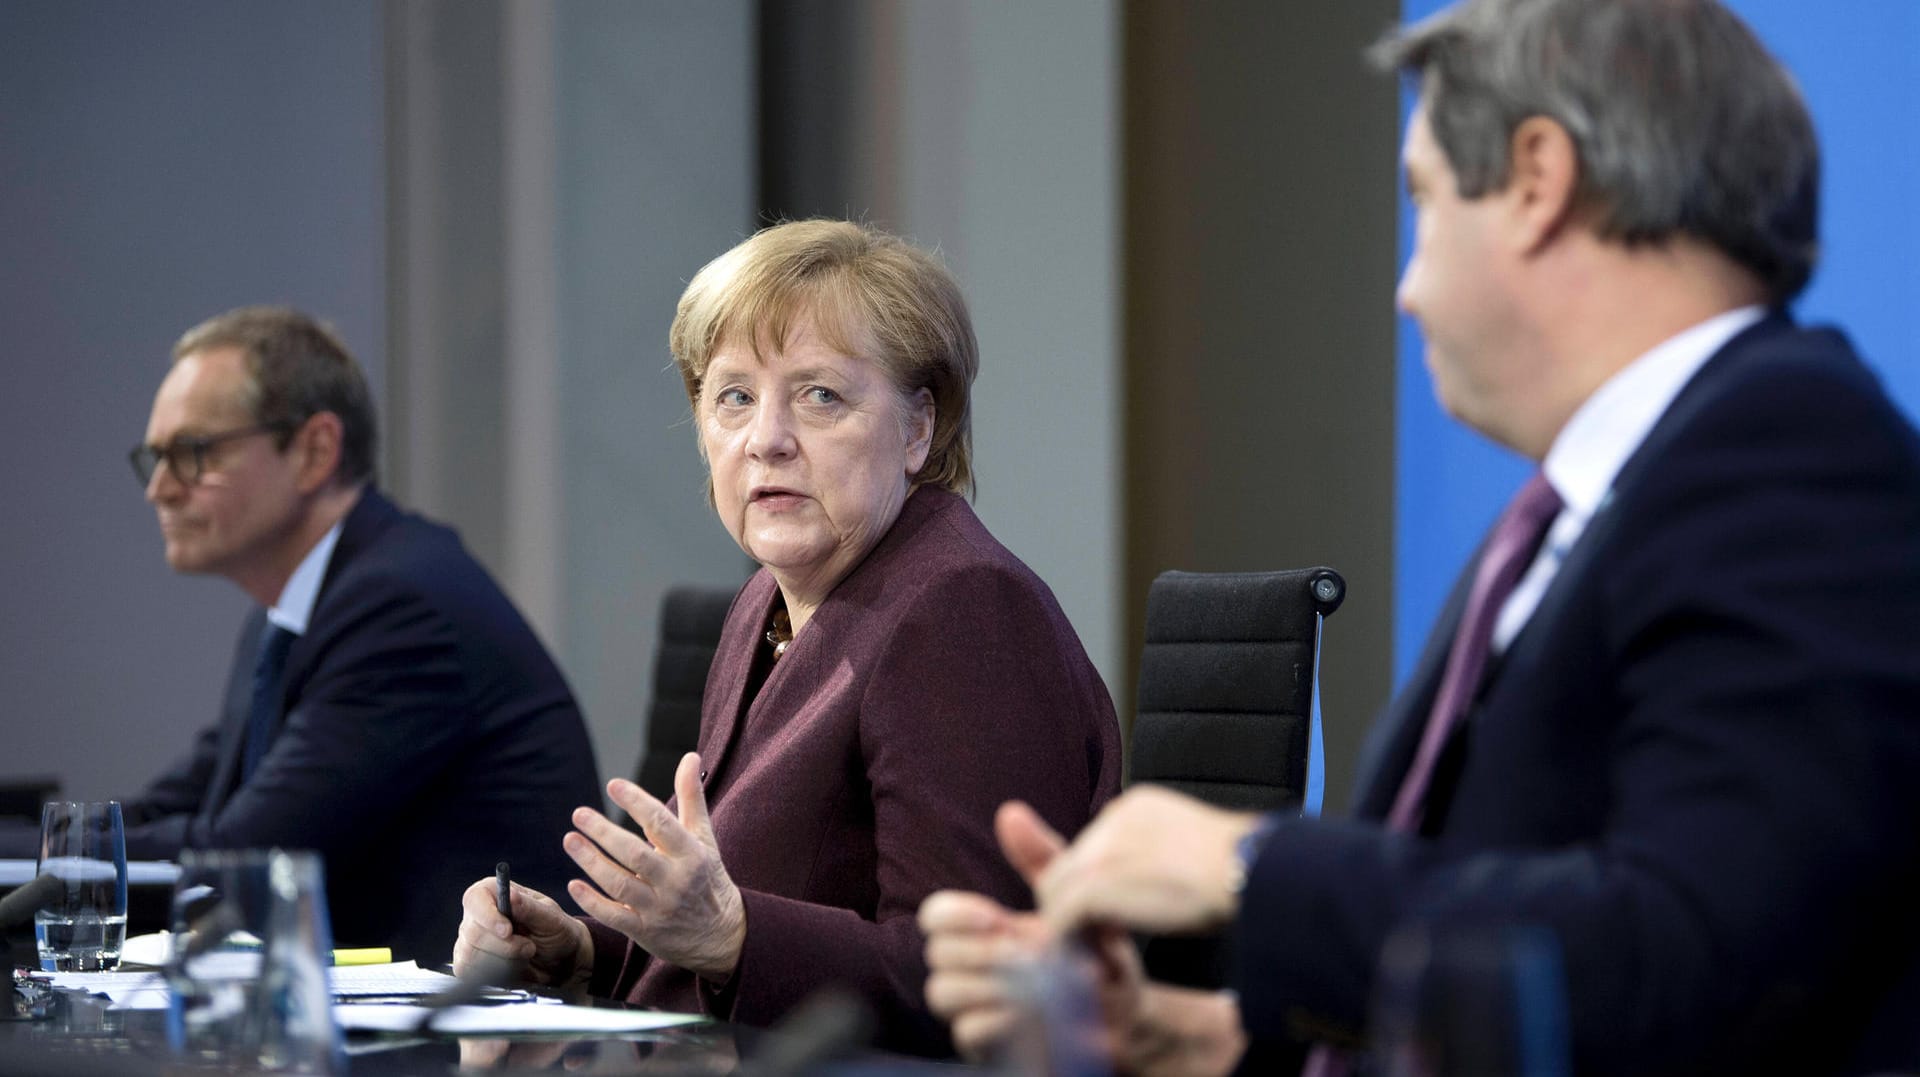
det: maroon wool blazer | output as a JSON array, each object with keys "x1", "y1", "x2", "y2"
[{"x1": 584, "y1": 487, "x2": 1121, "y2": 1054}]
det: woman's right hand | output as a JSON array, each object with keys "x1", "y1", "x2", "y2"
[{"x1": 452, "y1": 876, "x2": 594, "y2": 992}]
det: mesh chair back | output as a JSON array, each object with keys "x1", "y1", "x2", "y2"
[
  {"x1": 633, "y1": 586, "x2": 738, "y2": 801},
  {"x1": 1128, "y1": 567, "x2": 1345, "y2": 812}
]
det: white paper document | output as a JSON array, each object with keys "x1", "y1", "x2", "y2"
[
  {"x1": 44, "y1": 960, "x2": 485, "y2": 1012},
  {"x1": 334, "y1": 1001, "x2": 705, "y2": 1035},
  {"x1": 44, "y1": 969, "x2": 169, "y2": 1010},
  {"x1": 328, "y1": 960, "x2": 465, "y2": 997}
]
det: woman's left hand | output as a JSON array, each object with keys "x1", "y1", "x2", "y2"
[{"x1": 563, "y1": 752, "x2": 747, "y2": 981}]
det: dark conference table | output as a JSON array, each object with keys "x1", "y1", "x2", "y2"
[
  {"x1": 0, "y1": 980, "x2": 963, "y2": 1076},
  {"x1": 0, "y1": 860, "x2": 973, "y2": 1075}
]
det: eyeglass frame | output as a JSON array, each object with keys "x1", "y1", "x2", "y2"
[{"x1": 128, "y1": 422, "x2": 296, "y2": 488}]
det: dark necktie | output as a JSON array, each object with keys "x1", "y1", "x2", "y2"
[
  {"x1": 242, "y1": 624, "x2": 296, "y2": 782},
  {"x1": 1302, "y1": 472, "x2": 1562, "y2": 1077},
  {"x1": 1385, "y1": 471, "x2": 1563, "y2": 831}
]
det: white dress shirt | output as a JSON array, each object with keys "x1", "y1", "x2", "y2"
[{"x1": 1492, "y1": 305, "x2": 1767, "y2": 652}]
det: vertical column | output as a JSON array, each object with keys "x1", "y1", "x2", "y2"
[{"x1": 1124, "y1": 1, "x2": 1400, "y2": 808}]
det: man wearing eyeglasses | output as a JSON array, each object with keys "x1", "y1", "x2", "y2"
[{"x1": 103, "y1": 306, "x2": 600, "y2": 960}]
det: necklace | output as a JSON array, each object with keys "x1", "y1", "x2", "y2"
[{"x1": 765, "y1": 608, "x2": 793, "y2": 661}]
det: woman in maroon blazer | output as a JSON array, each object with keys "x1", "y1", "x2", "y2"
[{"x1": 453, "y1": 219, "x2": 1122, "y2": 1054}]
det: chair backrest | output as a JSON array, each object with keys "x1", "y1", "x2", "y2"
[
  {"x1": 632, "y1": 585, "x2": 738, "y2": 802},
  {"x1": 0, "y1": 776, "x2": 58, "y2": 824},
  {"x1": 1127, "y1": 567, "x2": 1345, "y2": 812}
]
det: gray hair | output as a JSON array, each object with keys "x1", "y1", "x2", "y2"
[
  {"x1": 1372, "y1": 0, "x2": 1819, "y2": 302},
  {"x1": 174, "y1": 306, "x2": 379, "y2": 486}
]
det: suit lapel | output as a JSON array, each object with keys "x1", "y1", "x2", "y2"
[
  {"x1": 695, "y1": 489, "x2": 948, "y2": 794},
  {"x1": 262, "y1": 489, "x2": 389, "y2": 754},
  {"x1": 202, "y1": 610, "x2": 267, "y2": 820},
  {"x1": 1355, "y1": 316, "x2": 1795, "y2": 822},
  {"x1": 313, "y1": 487, "x2": 395, "y2": 606},
  {"x1": 1351, "y1": 558, "x2": 1474, "y2": 819},
  {"x1": 206, "y1": 488, "x2": 396, "y2": 814},
  {"x1": 1492, "y1": 315, "x2": 1794, "y2": 692}
]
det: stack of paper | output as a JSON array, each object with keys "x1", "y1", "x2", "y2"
[{"x1": 42, "y1": 961, "x2": 706, "y2": 1035}]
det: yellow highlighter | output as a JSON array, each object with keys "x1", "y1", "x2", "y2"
[{"x1": 330, "y1": 947, "x2": 392, "y2": 966}]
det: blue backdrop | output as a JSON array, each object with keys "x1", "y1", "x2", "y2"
[{"x1": 1393, "y1": 0, "x2": 1920, "y2": 682}]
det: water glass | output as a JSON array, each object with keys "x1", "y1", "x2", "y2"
[
  {"x1": 993, "y1": 940, "x2": 1112, "y2": 1077},
  {"x1": 1369, "y1": 921, "x2": 1571, "y2": 1077},
  {"x1": 34, "y1": 800, "x2": 128, "y2": 972},
  {"x1": 165, "y1": 848, "x2": 341, "y2": 1074}
]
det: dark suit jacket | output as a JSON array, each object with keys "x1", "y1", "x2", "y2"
[
  {"x1": 585, "y1": 487, "x2": 1122, "y2": 1055},
  {"x1": 1233, "y1": 316, "x2": 1920, "y2": 1074},
  {"x1": 119, "y1": 488, "x2": 602, "y2": 960}
]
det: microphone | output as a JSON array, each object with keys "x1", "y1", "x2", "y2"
[
  {"x1": 1, "y1": 874, "x2": 65, "y2": 1025},
  {"x1": 0, "y1": 875, "x2": 64, "y2": 932},
  {"x1": 743, "y1": 988, "x2": 874, "y2": 1076},
  {"x1": 412, "y1": 950, "x2": 521, "y2": 1032}
]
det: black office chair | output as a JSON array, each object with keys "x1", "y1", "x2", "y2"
[
  {"x1": 1126, "y1": 566, "x2": 1345, "y2": 986},
  {"x1": 630, "y1": 586, "x2": 738, "y2": 806},
  {"x1": 0, "y1": 776, "x2": 58, "y2": 825},
  {"x1": 1128, "y1": 566, "x2": 1345, "y2": 810}
]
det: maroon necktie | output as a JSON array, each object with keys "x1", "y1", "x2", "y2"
[
  {"x1": 1384, "y1": 471, "x2": 1562, "y2": 830},
  {"x1": 1301, "y1": 472, "x2": 1562, "y2": 1077}
]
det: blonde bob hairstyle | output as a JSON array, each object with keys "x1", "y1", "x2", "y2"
[{"x1": 669, "y1": 219, "x2": 979, "y2": 497}]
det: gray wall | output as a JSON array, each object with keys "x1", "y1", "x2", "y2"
[
  {"x1": 552, "y1": 2, "x2": 761, "y2": 784},
  {"x1": 759, "y1": 0, "x2": 1125, "y2": 694},
  {"x1": 387, "y1": 0, "x2": 757, "y2": 793},
  {"x1": 0, "y1": 1, "x2": 385, "y2": 801}
]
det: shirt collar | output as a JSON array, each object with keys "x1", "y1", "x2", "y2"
[
  {"x1": 1542, "y1": 305, "x2": 1766, "y2": 519},
  {"x1": 266, "y1": 519, "x2": 346, "y2": 636}
]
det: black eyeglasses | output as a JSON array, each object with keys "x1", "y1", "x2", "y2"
[{"x1": 129, "y1": 423, "x2": 290, "y2": 487}]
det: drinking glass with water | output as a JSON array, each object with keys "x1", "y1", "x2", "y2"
[
  {"x1": 35, "y1": 800, "x2": 129, "y2": 972},
  {"x1": 165, "y1": 848, "x2": 342, "y2": 1074}
]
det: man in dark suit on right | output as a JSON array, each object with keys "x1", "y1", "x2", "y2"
[{"x1": 921, "y1": 1, "x2": 1920, "y2": 1073}]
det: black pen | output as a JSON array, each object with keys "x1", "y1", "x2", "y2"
[{"x1": 494, "y1": 861, "x2": 514, "y2": 931}]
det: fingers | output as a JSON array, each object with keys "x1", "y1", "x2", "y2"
[
  {"x1": 924, "y1": 968, "x2": 1019, "y2": 1020},
  {"x1": 920, "y1": 893, "x2": 1050, "y2": 977},
  {"x1": 563, "y1": 826, "x2": 657, "y2": 914},
  {"x1": 605, "y1": 777, "x2": 694, "y2": 857},
  {"x1": 919, "y1": 890, "x2": 1066, "y2": 1065},
  {"x1": 950, "y1": 1007, "x2": 1019, "y2": 1062},
  {"x1": 1088, "y1": 923, "x2": 1143, "y2": 984},
  {"x1": 924, "y1": 929, "x2": 1033, "y2": 974},
  {"x1": 461, "y1": 876, "x2": 511, "y2": 935},
  {"x1": 454, "y1": 878, "x2": 536, "y2": 973},
  {"x1": 672, "y1": 753, "x2": 715, "y2": 842},
  {"x1": 506, "y1": 882, "x2": 570, "y2": 935},
  {"x1": 459, "y1": 876, "x2": 530, "y2": 942},
  {"x1": 567, "y1": 875, "x2": 644, "y2": 942},
  {"x1": 918, "y1": 889, "x2": 1010, "y2": 935},
  {"x1": 995, "y1": 800, "x2": 1066, "y2": 885},
  {"x1": 570, "y1": 800, "x2": 665, "y2": 875},
  {"x1": 1032, "y1": 788, "x2": 1252, "y2": 936},
  {"x1": 1031, "y1": 805, "x2": 1117, "y2": 935}
]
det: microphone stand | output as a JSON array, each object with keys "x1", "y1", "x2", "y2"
[{"x1": 0, "y1": 874, "x2": 66, "y2": 1021}]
